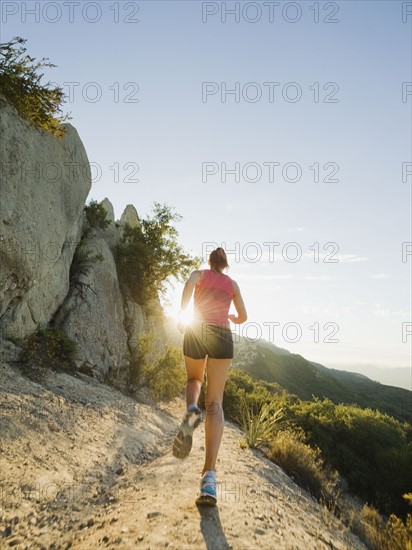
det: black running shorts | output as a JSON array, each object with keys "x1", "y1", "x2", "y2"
[{"x1": 183, "y1": 322, "x2": 234, "y2": 360}]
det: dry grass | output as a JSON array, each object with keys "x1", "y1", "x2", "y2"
[
  {"x1": 239, "y1": 396, "x2": 285, "y2": 449},
  {"x1": 269, "y1": 428, "x2": 339, "y2": 506},
  {"x1": 337, "y1": 498, "x2": 412, "y2": 550}
]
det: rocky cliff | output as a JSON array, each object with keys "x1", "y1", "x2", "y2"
[{"x1": 0, "y1": 94, "x2": 166, "y2": 389}]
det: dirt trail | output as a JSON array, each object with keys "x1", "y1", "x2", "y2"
[{"x1": 0, "y1": 357, "x2": 365, "y2": 549}]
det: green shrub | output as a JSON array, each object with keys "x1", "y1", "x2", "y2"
[
  {"x1": 0, "y1": 36, "x2": 71, "y2": 137},
  {"x1": 84, "y1": 200, "x2": 111, "y2": 233},
  {"x1": 129, "y1": 332, "x2": 185, "y2": 401},
  {"x1": 143, "y1": 345, "x2": 186, "y2": 402},
  {"x1": 285, "y1": 397, "x2": 412, "y2": 518},
  {"x1": 129, "y1": 332, "x2": 155, "y2": 387},
  {"x1": 114, "y1": 202, "x2": 200, "y2": 304},
  {"x1": 19, "y1": 326, "x2": 77, "y2": 378}
]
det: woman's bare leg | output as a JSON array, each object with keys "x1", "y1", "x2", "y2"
[
  {"x1": 184, "y1": 355, "x2": 206, "y2": 408},
  {"x1": 172, "y1": 356, "x2": 207, "y2": 460},
  {"x1": 202, "y1": 357, "x2": 232, "y2": 475}
]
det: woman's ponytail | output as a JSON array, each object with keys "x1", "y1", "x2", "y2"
[{"x1": 209, "y1": 247, "x2": 229, "y2": 271}]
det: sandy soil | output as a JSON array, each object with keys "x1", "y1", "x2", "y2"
[{"x1": 0, "y1": 357, "x2": 365, "y2": 549}]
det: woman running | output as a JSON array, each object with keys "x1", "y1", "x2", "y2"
[{"x1": 173, "y1": 247, "x2": 248, "y2": 506}]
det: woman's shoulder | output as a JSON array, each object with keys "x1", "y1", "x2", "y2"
[
  {"x1": 229, "y1": 277, "x2": 239, "y2": 292},
  {"x1": 192, "y1": 269, "x2": 205, "y2": 284}
]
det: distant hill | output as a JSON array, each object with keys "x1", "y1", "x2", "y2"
[
  {"x1": 325, "y1": 363, "x2": 411, "y2": 391},
  {"x1": 232, "y1": 337, "x2": 412, "y2": 426}
]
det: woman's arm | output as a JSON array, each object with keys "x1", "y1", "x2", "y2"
[
  {"x1": 180, "y1": 270, "x2": 202, "y2": 311},
  {"x1": 177, "y1": 270, "x2": 202, "y2": 333},
  {"x1": 228, "y1": 280, "x2": 248, "y2": 324}
]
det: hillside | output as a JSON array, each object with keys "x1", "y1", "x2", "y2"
[
  {"x1": 0, "y1": 359, "x2": 365, "y2": 549},
  {"x1": 231, "y1": 338, "x2": 412, "y2": 426}
]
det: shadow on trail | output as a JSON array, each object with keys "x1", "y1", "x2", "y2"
[{"x1": 197, "y1": 504, "x2": 230, "y2": 550}]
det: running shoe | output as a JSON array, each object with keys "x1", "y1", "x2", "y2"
[
  {"x1": 172, "y1": 404, "x2": 202, "y2": 459},
  {"x1": 196, "y1": 470, "x2": 217, "y2": 506}
]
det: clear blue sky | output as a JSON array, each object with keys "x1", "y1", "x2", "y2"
[{"x1": 3, "y1": 1, "x2": 411, "y2": 375}]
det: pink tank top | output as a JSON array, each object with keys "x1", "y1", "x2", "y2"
[{"x1": 193, "y1": 270, "x2": 234, "y2": 328}]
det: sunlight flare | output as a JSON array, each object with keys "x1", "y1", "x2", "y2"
[{"x1": 178, "y1": 308, "x2": 194, "y2": 327}]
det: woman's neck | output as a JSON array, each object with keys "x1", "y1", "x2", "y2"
[{"x1": 210, "y1": 267, "x2": 223, "y2": 274}]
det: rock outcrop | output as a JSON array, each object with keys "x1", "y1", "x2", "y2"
[
  {"x1": 120, "y1": 204, "x2": 139, "y2": 228},
  {"x1": 0, "y1": 95, "x2": 167, "y2": 390},
  {"x1": 0, "y1": 94, "x2": 91, "y2": 340},
  {"x1": 52, "y1": 233, "x2": 131, "y2": 384}
]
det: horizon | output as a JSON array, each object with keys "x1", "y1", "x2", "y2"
[{"x1": 3, "y1": 0, "x2": 411, "y2": 386}]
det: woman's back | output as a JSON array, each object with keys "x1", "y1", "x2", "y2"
[{"x1": 193, "y1": 269, "x2": 234, "y2": 328}]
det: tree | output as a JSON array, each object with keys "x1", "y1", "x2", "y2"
[
  {"x1": 0, "y1": 36, "x2": 71, "y2": 137},
  {"x1": 115, "y1": 202, "x2": 200, "y2": 304}
]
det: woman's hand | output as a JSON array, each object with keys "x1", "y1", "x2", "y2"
[{"x1": 230, "y1": 281, "x2": 248, "y2": 324}]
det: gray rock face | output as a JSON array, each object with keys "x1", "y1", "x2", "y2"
[
  {"x1": 100, "y1": 198, "x2": 115, "y2": 223},
  {"x1": 0, "y1": 95, "x2": 91, "y2": 340},
  {"x1": 124, "y1": 296, "x2": 146, "y2": 354},
  {"x1": 120, "y1": 204, "x2": 139, "y2": 228},
  {"x1": 124, "y1": 295, "x2": 166, "y2": 358},
  {"x1": 100, "y1": 198, "x2": 121, "y2": 250},
  {"x1": 52, "y1": 234, "x2": 130, "y2": 384}
]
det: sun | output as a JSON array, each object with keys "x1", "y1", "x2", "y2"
[
  {"x1": 160, "y1": 280, "x2": 197, "y2": 327},
  {"x1": 177, "y1": 308, "x2": 194, "y2": 327}
]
